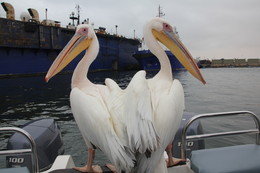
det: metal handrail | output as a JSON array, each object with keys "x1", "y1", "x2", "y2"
[
  {"x1": 0, "y1": 127, "x2": 39, "y2": 173},
  {"x1": 181, "y1": 111, "x2": 260, "y2": 159}
]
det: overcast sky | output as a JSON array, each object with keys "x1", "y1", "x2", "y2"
[{"x1": 1, "y1": 0, "x2": 260, "y2": 59}]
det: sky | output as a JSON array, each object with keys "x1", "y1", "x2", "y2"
[{"x1": 1, "y1": 0, "x2": 260, "y2": 59}]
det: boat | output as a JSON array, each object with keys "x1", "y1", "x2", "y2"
[
  {"x1": 133, "y1": 50, "x2": 184, "y2": 71},
  {"x1": 0, "y1": 112, "x2": 202, "y2": 173},
  {"x1": 1, "y1": 110, "x2": 259, "y2": 173},
  {"x1": 0, "y1": 2, "x2": 141, "y2": 78},
  {"x1": 197, "y1": 59, "x2": 212, "y2": 68}
]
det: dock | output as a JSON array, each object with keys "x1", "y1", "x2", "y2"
[{"x1": 199, "y1": 58, "x2": 260, "y2": 68}]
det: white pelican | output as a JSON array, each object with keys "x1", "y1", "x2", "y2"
[
  {"x1": 45, "y1": 24, "x2": 159, "y2": 172},
  {"x1": 45, "y1": 18, "x2": 205, "y2": 173},
  {"x1": 133, "y1": 18, "x2": 206, "y2": 173}
]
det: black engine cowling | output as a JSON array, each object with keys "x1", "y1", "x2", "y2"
[{"x1": 6, "y1": 118, "x2": 64, "y2": 172}]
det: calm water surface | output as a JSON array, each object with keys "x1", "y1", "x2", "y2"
[{"x1": 0, "y1": 68, "x2": 260, "y2": 166}]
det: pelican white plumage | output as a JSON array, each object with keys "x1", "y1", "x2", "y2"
[
  {"x1": 133, "y1": 18, "x2": 206, "y2": 173},
  {"x1": 45, "y1": 24, "x2": 159, "y2": 173}
]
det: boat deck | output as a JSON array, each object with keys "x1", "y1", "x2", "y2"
[
  {"x1": 49, "y1": 167, "x2": 113, "y2": 173},
  {"x1": 48, "y1": 165, "x2": 193, "y2": 173}
]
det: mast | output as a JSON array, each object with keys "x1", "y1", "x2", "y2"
[
  {"x1": 45, "y1": 8, "x2": 47, "y2": 21},
  {"x1": 69, "y1": 5, "x2": 80, "y2": 26},
  {"x1": 76, "y1": 4, "x2": 80, "y2": 25},
  {"x1": 157, "y1": 5, "x2": 165, "y2": 18},
  {"x1": 70, "y1": 12, "x2": 77, "y2": 26}
]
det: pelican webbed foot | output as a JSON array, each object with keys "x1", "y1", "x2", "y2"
[
  {"x1": 105, "y1": 164, "x2": 119, "y2": 173},
  {"x1": 73, "y1": 165, "x2": 102, "y2": 172},
  {"x1": 166, "y1": 157, "x2": 186, "y2": 167}
]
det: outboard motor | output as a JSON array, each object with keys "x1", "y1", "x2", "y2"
[
  {"x1": 6, "y1": 118, "x2": 64, "y2": 172},
  {"x1": 172, "y1": 112, "x2": 205, "y2": 159}
]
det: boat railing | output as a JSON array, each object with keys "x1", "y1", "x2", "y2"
[
  {"x1": 181, "y1": 110, "x2": 260, "y2": 159},
  {"x1": 0, "y1": 127, "x2": 39, "y2": 173}
]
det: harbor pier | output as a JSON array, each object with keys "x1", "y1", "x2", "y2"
[{"x1": 199, "y1": 58, "x2": 260, "y2": 68}]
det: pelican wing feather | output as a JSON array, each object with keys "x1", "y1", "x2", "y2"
[
  {"x1": 124, "y1": 71, "x2": 159, "y2": 153},
  {"x1": 105, "y1": 72, "x2": 159, "y2": 154}
]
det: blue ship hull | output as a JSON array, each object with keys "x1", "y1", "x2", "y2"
[
  {"x1": 133, "y1": 50, "x2": 184, "y2": 70},
  {"x1": 0, "y1": 17, "x2": 141, "y2": 78}
]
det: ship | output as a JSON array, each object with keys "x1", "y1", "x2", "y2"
[
  {"x1": 0, "y1": 2, "x2": 141, "y2": 78},
  {"x1": 133, "y1": 49, "x2": 184, "y2": 70}
]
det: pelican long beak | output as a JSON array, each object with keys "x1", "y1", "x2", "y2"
[
  {"x1": 152, "y1": 29, "x2": 206, "y2": 84},
  {"x1": 45, "y1": 33, "x2": 92, "y2": 82}
]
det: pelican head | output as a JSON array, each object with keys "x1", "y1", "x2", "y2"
[
  {"x1": 146, "y1": 18, "x2": 206, "y2": 84},
  {"x1": 45, "y1": 24, "x2": 95, "y2": 82}
]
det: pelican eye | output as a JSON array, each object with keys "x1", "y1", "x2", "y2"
[
  {"x1": 163, "y1": 23, "x2": 172, "y2": 32},
  {"x1": 79, "y1": 28, "x2": 89, "y2": 35}
]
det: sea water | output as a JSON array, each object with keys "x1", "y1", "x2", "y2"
[{"x1": 0, "y1": 68, "x2": 260, "y2": 166}]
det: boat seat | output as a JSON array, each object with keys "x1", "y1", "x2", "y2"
[
  {"x1": 191, "y1": 144, "x2": 260, "y2": 173},
  {"x1": 0, "y1": 167, "x2": 30, "y2": 173}
]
